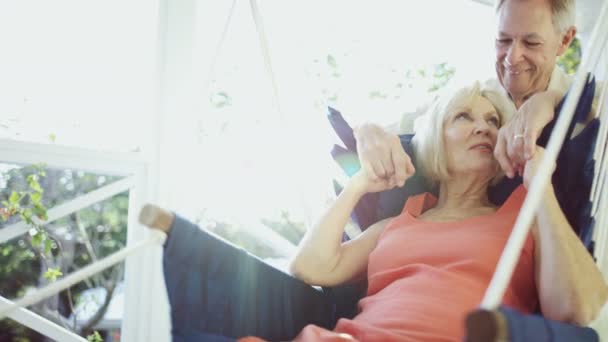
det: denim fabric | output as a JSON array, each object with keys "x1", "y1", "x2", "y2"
[
  {"x1": 500, "y1": 307, "x2": 599, "y2": 342},
  {"x1": 163, "y1": 215, "x2": 333, "y2": 341}
]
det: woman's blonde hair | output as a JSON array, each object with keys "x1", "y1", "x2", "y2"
[{"x1": 412, "y1": 81, "x2": 511, "y2": 188}]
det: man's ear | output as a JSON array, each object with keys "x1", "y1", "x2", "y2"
[{"x1": 557, "y1": 26, "x2": 577, "y2": 56}]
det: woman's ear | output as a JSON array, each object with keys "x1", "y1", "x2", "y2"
[{"x1": 557, "y1": 27, "x2": 577, "y2": 56}]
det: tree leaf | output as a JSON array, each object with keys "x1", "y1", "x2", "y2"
[
  {"x1": 31, "y1": 232, "x2": 43, "y2": 248},
  {"x1": 327, "y1": 54, "x2": 337, "y2": 68},
  {"x1": 44, "y1": 238, "x2": 53, "y2": 254},
  {"x1": 33, "y1": 203, "x2": 47, "y2": 221},
  {"x1": 9, "y1": 192, "x2": 20, "y2": 205},
  {"x1": 87, "y1": 331, "x2": 103, "y2": 342},
  {"x1": 30, "y1": 192, "x2": 42, "y2": 204},
  {"x1": 43, "y1": 267, "x2": 62, "y2": 282}
]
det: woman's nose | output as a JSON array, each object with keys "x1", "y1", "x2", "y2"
[{"x1": 474, "y1": 120, "x2": 490, "y2": 135}]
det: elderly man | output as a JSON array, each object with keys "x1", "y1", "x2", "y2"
[{"x1": 355, "y1": 0, "x2": 591, "y2": 186}]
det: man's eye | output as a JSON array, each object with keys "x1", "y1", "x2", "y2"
[
  {"x1": 525, "y1": 41, "x2": 541, "y2": 47},
  {"x1": 496, "y1": 39, "x2": 511, "y2": 45}
]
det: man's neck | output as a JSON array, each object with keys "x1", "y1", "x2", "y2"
[{"x1": 510, "y1": 87, "x2": 545, "y2": 109}]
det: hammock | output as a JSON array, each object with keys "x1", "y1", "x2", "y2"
[
  {"x1": 140, "y1": 0, "x2": 607, "y2": 340},
  {"x1": 0, "y1": 1, "x2": 606, "y2": 341}
]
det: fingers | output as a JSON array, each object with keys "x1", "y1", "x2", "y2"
[
  {"x1": 354, "y1": 125, "x2": 415, "y2": 189},
  {"x1": 508, "y1": 134, "x2": 527, "y2": 168},
  {"x1": 379, "y1": 147, "x2": 395, "y2": 178},
  {"x1": 355, "y1": 126, "x2": 398, "y2": 180},
  {"x1": 360, "y1": 158, "x2": 381, "y2": 182},
  {"x1": 523, "y1": 127, "x2": 538, "y2": 160},
  {"x1": 390, "y1": 139, "x2": 414, "y2": 187},
  {"x1": 494, "y1": 130, "x2": 516, "y2": 178}
]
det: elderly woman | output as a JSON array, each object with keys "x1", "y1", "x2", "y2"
[{"x1": 285, "y1": 82, "x2": 607, "y2": 341}]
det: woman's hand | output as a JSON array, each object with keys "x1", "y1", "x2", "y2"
[
  {"x1": 528, "y1": 144, "x2": 608, "y2": 325},
  {"x1": 522, "y1": 146, "x2": 555, "y2": 190},
  {"x1": 354, "y1": 123, "x2": 412, "y2": 187},
  {"x1": 351, "y1": 152, "x2": 415, "y2": 194}
]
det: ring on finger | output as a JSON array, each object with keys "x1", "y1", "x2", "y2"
[{"x1": 513, "y1": 134, "x2": 524, "y2": 141}]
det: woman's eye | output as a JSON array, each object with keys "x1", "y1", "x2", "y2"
[
  {"x1": 456, "y1": 112, "x2": 470, "y2": 120},
  {"x1": 488, "y1": 117, "x2": 500, "y2": 126}
]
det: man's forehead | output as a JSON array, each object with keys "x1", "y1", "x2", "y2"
[
  {"x1": 496, "y1": 0, "x2": 554, "y2": 34},
  {"x1": 497, "y1": 31, "x2": 545, "y2": 40}
]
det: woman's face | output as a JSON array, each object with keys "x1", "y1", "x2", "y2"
[{"x1": 443, "y1": 95, "x2": 500, "y2": 180}]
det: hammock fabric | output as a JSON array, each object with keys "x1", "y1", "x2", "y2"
[{"x1": 163, "y1": 76, "x2": 599, "y2": 341}]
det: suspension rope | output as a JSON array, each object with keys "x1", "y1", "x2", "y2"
[{"x1": 249, "y1": 0, "x2": 284, "y2": 119}]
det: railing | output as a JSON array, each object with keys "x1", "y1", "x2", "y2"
[{"x1": 0, "y1": 138, "x2": 166, "y2": 341}]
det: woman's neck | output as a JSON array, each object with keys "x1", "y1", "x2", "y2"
[{"x1": 435, "y1": 176, "x2": 493, "y2": 211}]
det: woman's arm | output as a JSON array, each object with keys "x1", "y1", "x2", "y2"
[
  {"x1": 525, "y1": 148, "x2": 608, "y2": 325},
  {"x1": 290, "y1": 160, "x2": 414, "y2": 287}
]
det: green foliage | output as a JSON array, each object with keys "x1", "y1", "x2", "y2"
[
  {"x1": 0, "y1": 165, "x2": 128, "y2": 339},
  {"x1": 87, "y1": 331, "x2": 103, "y2": 342},
  {"x1": 557, "y1": 37, "x2": 581, "y2": 75},
  {"x1": 428, "y1": 63, "x2": 456, "y2": 92},
  {"x1": 311, "y1": 52, "x2": 455, "y2": 110},
  {"x1": 43, "y1": 267, "x2": 63, "y2": 281}
]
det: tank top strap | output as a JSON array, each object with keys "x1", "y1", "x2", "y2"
[{"x1": 402, "y1": 193, "x2": 438, "y2": 217}]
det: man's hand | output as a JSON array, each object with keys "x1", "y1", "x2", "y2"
[
  {"x1": 354, "y1": 123, "x2": 414, "y2": 188},
  {"x1": 494, "y1": 90, "x2": 560, "y2": 178}
]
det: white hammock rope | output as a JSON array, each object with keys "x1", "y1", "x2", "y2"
[
  {"x1": 199, "y1": 0, "x2": 237, "y2": 99},
  {"x1": 591, "y1": 77, "x2": 608, "y2": 215},
  {"x1": 481, "y1": 0, "x2": 608, "y2": 309},
  {"x1": 0, "y1": 230, "x2": 166, "y2": 320},
  {"x1": 596, "y1": 176, "x2": 608, "y2": 273},
  {"x1": 592, "y1": 80, "x2": 608, "y2": 266}
]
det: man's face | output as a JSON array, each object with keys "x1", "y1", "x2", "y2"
[{"x1": 495, "y1": 0, "x2": 569, "y2": 105}]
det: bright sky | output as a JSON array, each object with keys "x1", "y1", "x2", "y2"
[{"x1": 0, "y1": 0, "x2": 158, "y2": 152}]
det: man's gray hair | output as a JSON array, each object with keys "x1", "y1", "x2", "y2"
[{"x1": 495, "y1": 0, "x2": 576, "y2": 33}]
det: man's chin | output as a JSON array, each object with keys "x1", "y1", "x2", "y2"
[{"x1": 505, "y1": 82, "x2": 530, "y2": 97}]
